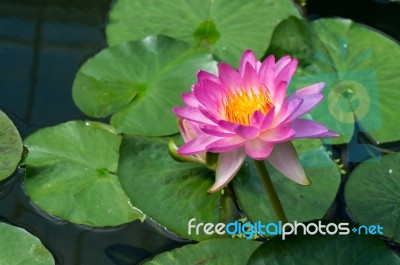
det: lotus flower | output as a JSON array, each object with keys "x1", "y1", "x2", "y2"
[{"x1": 173, "y1": 50, "x2": 337, "y2": 193}]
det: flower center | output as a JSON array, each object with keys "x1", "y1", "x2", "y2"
[{"x1": 223, "y1": 87, "x2": 273, "y2": 126}]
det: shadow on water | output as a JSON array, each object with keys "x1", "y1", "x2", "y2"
[{"x1": 0, "y1": 0, "x2": 399, "y2": 264}]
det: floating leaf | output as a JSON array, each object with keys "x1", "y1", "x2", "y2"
[
  {"x1": 269, "y1": 17, "x2": 400, "y2": 144},
  {"x1": 72, "y1": 36, "x2": 216, "y2": 136},
  {"x1": 24, "y1": 121, "x2": 142, "y2": 227},
  {"x1": 345, "y1": 153, "x2": 400, "y2": 243},
  {"x1": 106, "y1": 0, "x2": 300, "y2": 65},
  {"x1": 118, "y1": 136, "x2": 238, "y2": 241},
  {"x1": 248, "y1": 231, "x2": 400, "y2": 265},
  {"x1": 233, "y1": 140, "x2": 340, "y2": 227},
  {"x1": 144, "y1": 238, "x2": 261, "y2": 265},
  {"x1": 0, "y1": 110, "x2": 23, "y2": 180},
  {"x1": 0, "y1": 222, "x2": 55, "y2": 265}
]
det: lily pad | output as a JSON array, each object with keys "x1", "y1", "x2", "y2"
[
  {"x1": 106, "y1": 0, "x2": 300, "y2": 65},
  {"x1": 0, "y1": 110, "x2": 23, "y2": 180},
  {"x1": 118, "y1": 136, "x2": 239, "y2": 241},
  {"x1": 233, "y1": 140, "x2": 340, "y2": 228},
  {"x1": 269, "y1": 17, "x2": 400, "y2": 144},
  {"x1": 248, "y1": 231, "x2": 400, "y2": 265},
  {"x1": 345, "y1": 153, "x2": 400, "y2": 243},
  {"x1": 24, "y1": 121, "x2": 142, "y2": 227},
  {"x1": 144, "y1": 238, "x2": 261, "y2": 264},
  {"x1": 72, "y1": 36, "x2": 217, "y2": 136},
  {"x1": 0, "y1": 222, "x2": 55, "y2": 265}
]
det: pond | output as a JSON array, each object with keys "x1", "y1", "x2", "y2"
[{"x1": 0, "y1": 0, "x2": 399, "y2": 264}]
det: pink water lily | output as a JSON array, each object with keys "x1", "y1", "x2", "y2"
[{"x1": 173, "y1": 50, "x2": 338, "y2": 193}]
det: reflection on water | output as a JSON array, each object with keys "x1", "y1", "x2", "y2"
[{"x1": 0, "y1": 0, "x2": 399, "y2": 264}]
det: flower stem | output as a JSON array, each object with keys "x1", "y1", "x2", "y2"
[{"x1": 254, "y1": 160, "x2": 288, "y2": 223}]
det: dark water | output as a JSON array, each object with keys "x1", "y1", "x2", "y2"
[{"x1": 0, "y1": 0, "x2": 399, "y2": 264}]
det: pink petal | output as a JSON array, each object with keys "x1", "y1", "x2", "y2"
[
  {"x1": 173, "y1": 107, "x2": 213, "y2": 124},
  {"x1": 291, "y1": 119, "x2": 329, "y2": 138},
  {"x1": 258, "y1": 55, "x2": 275, "y2": 96},
  {"x1": 234, "y1": 125, "x2": 259, "y2": 139},
  {"x1": 259, "y1": 127, "x2": 295, "y2": 143},
  {"x1": 218, "y1": 63, "x2": 242, "y2": 88},
  {"x1": 251, "y1": 110, "x2": 264, "y2": 127},
  {"x1": 197, "y1": 70, "x2": 221, "y2": 86},
  {"x1": 274, "y1": 55, "x2": 291, "y2": 77},
  {"x1": 275, "y1": 58, "x2": 297, "y2": 85},
  {"x1": 179, "y1": 119, "x2": 203, "y2": 143},
  {"x1": 273, "y1": 98, "x2": 303, "y2": 126},
  {"x1": 244, "y1": 139, "x2": 273, "y2": 160},
  {"x1": 200, "y1": 125, "x2": 235, "y2": 137},
  {"x1": 199, "y1": 79, "x2": 224, "y2": 101},
  {"x1": 208, "y1": 148, "x2": 247, "y2": 193},
  {"x1": 218, "y1": 120, "x2": 239, "y2": 132},
  {"x1": 266, "y1": 141, "x2": 310, "y2": 185},
  {"x1": 242, "y1": 63, "x2": 259, "y2": 88},
  {"x1": 182, "y1": 92, "x2": 198, "y2": 107},
  {"x1": 239, "y1": 50, "x2": 258, "y2": 77},
  {"x1": 178, "y1": 135, "x2": 219, "y2": 156},
  {"x1": 285, "y1": 94, "x2": 323, "y2": 122},
  {"x1": 206, "y1": 136, "x2": 246, "y2": 152},
  {"x1": 193, "y1": 84, "x2": 217, "y2": 112},
  {"x1": 198, "y1": 106, "x2": 219, "y2": 124},
  {"x1": 295, "y1": 82, "x2": 325, "y2": 96},
  {"x1": 319, "y1": 130, "x2": 340, "y2": 138},
  {"x1": 272, "y1": 81, "x2": 288, "y2": 112},
  {"x1": 260, "y1": 107, "x2": 276, "y2": 130}
]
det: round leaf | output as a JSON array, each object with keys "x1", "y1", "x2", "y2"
[
  {"x1": 0, "y1": 222, "x2": 55, "y2": 265},
  {"x1": 72, "y1": 36, "x2": 217, "y2": 136},
  {"x1": 274, "y1": 18, "x2": 400, "y2": 144},
  {"x1": 0, "y1": 110, "x2": 23, "y2": 180},
  {"x1": 24, "y1": 121, "x2": 142, "y2": 227},
  {"x1": 118, "y1": 136, "x2": 238, "y2": 241},
  {"x1": 144, "y1": 238, "x2": 261, "y2": 264},
  {"x1": 345, "y1": 153, "x2": 400, "y2": 243},
  {"x1": 248, "y1": 232, "x2": 400, "y2": 265},
  {"x1": 106, "y1": 0, "x2": 300, "y2": 65},
  {"x1": 233, "y1": 140, "x2": 340, "y2": 227}
]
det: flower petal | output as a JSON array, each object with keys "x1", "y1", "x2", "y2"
[
  {"x1": 193, "y1": 84, "x2": 217, "y2": 112},
  {"x1": 260, "y1": 107, "x2": 276, "y2": 130},
  {"x1": 272, "y1": 81, "x2": 288, "y2": 112},
  {"x1": 200, "y1": 125, "x2": 236, "y2": 137},
  {"x1": 218, "y1": 63, "x2": 242, "y2": 88},
  {"x1": 206, "y1": 136, "x2": 246, "y2": 152},
  {"x1": 218, "y1": 120, "x2": 239, "y2": 132},
  {"x1": 275, "y1": 58, "x2": 297, "y2": 85},
  {"x1": 244, "y1": 138, "x2": 273, "y2": 160},
  {"x1": 208, "y1": 148, "x2": 247, "y2": 193},
  {"x1": 182, "y1": 92, "x2": 198, "y2": 107},
  {"x1": 173, "y1": 107, "x2": 213, "y2": 124},
  {"x1": 291, "y1": 119, "x2": 329, "y2": 138},
  {"x1": 259, "y1": 127, "x2": 295, "y2": 143},
  {"x1": 197, "y1": 70, "x2": 221, "y2": 86},
  {"x1": 178, "y1": 135, "x2": 219, "y2": 156},
  {"x1": 242, "y1": 62, "x2": 259, "y2": 88},
  {"x1": 251, "y1": 110, "x2": 264, "y2": 127},
  {"x1": 286, "y1": 94, "x2": 323, "y2": 122},
  {"x1": 239, "y1": 50, "x2": 257, "y2": 77},
  {"x1": 234, "y1": 124, "x2": 259, "y2": 139},
  {"x1": 295, "y1": 82, "x2": 325, "y2": 96},
  {"x1": 266, "y1": 141, "x2": 310, "y2": 185},
  {"x1": 258, "y1": 55, "x2": 275, "y2": 95},
  {"x1": 274, "y1": 55, "x2": 291, "y2": 76}
]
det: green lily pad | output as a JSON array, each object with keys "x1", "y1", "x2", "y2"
[
  {"x1": 345, "y1": 153, "x2": 400, "y2": 243},
  {"x1": 269, "y1": 17, "x2": 400, "y2": 144},
  {"x1": 248, "y1": 232, "x2": 400, "y2": 265},
  {"x1": 118, "y1": 136, "x2": 239, "y2": 241},
  {"x1": 144, "y1": 238, "x2": 261, "y2": 264},
  {"x1": 0, "y1": 110, "x2": 23, "y2": 180},
  {"x1": 233, "y1": 140, "x2": 340, "y2": 228},
  {"x1": 0, "y1": 222, "x2": 55, "y2": 265},
  {"x1": 106, "y1": 0, "x2": 300, "y2": 65},
  {"x1": 24, "y1": 121, "x2": 142, "y2": 227},
  {"x1": 72, "y1": 36, "x2": 217, "y2": 136}
]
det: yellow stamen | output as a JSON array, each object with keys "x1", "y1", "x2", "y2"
[{"x1": 223, "y1": 87, "x2": 273, "y2": 126}]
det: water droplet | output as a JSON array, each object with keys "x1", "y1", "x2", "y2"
[
  {"x1": 388, "y1": 169, "x2": 393, "y2": 174},
  {"x1": 85, "y1": 121, "x2": 90, "y2": 126},
  {"x1": 222, "y1": 46, "x2": 226, "y2": 50}
]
